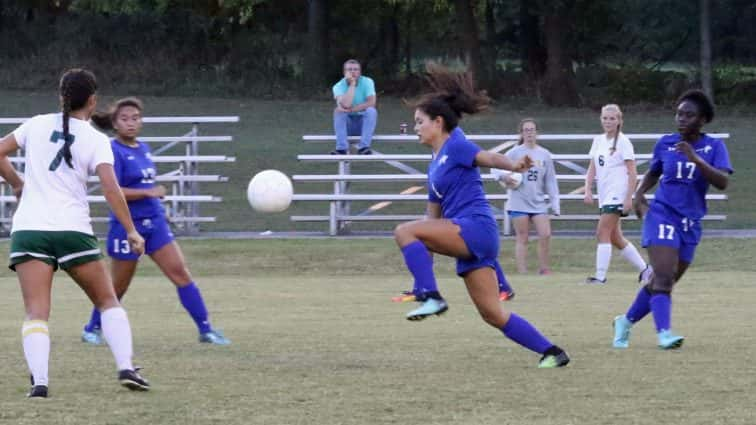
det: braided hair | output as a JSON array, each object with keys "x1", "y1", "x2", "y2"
[
  {"x1": 59, "y1": 68, "x2": 98, "y2": 169},
  {"x1": 677, "y1": 89, "x2": 715, "y2": 123}
]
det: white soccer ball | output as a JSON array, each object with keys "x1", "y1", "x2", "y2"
[
  {"x1": 247, "y1": 170, "x2": 293, "y2": 213},
  {"x1": 492, "y1": 169, "x2": 523, "y2": 190}
]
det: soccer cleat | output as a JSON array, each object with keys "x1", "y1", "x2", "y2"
[
  {"x1": 657, "y1": 330, "x2": 684, "y2": 350},
  {"x1": 499, "y1": 290, "x2": 515, "y2": 302},
  {"x1": 391, "y1": 290, "x2": 417, "y2": 303},
  {"x1": 406, "y1": 298, "x2": 448, "y2": 321},
  {"x1": 27, "y1": 375, "x2": 48, "y2": 398},
  {"x1": 81, "y1": 327, "x2": 103, "y2": 345},
  {"x1": 27, "y1": 385, "x2": 48, "y2": 398},
  {"x1": 537, "y1": 347, "x2": 570, "y2": 368},
  {"x1": 612, "y1": 315, "x2": 633, "y2": 348},
  {"x1": 639, "y1": 265, "x2": 654, "y2": 285},
  {"x1": 583, "y1": 276, "x2": 607, "y2": 285},
  {"x1": 118, "y1": 369, "x2": 150, "y2": 391},
  {"x1": 199, "y1": 329, "x2": 231, "y2": 345},
  {"x1": 538, "y1": 268, "x2": 553, "y2": 276}
]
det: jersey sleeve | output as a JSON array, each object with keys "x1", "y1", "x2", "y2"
[
  {"x1": 427, "y1": 181, "x2": 441, "y2": 203},
  {"x1": 712, "y1": 139, "x2": 734, "y2": 174},
  {"x1": 89, "y1": 134, "x2": 115, "y2": 174},
  {"x1": 544, "y1": 154, "x2": 561, "y2": 215},
  {"x1": 648, "y1": 138, "x2": 665, "y2": 174},
  {"x1": 618, "y1": 135, "x2": 635, "y2": 161},
  {"x1": 448, "y1": 136, "x2": 481, "y2": 168},
  {"x1": 12, "y1": 116, "x2": 37, "y2": 149},
  {"x1": 588, "y1": 137, "x2": 598, "y2": 158}
]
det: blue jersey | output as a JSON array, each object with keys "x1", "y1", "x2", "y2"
[
  {"x1": 427, "y1": 128, "x2": 493, "y2": 220},
  {"x1": 109, "y1": 140, "x2": 164, "y2": 221},
  {"x1": 649, "y1": 133, "x2": 733, "y2": 220}
]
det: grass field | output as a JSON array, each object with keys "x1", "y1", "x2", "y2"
[
  {"x1": 0, "y1": 90, "x2": 754, "y2": 233},
  {"x1": 1, "y1": 238, "x2": 755, "y2": 424}
]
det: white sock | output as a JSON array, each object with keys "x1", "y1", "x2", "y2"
[
  {"x1": 596, "y1": 243, "x2": 612, "y2": 281},
  {"x1": 22, "y1": 320, "x2": 50, "y2": 386},
  {"x1": 620, "y1": 243, "x2": 648, "y2": 272},
  {"x1": 101, "y1": 307, "x2": 134, "y2": 371}
]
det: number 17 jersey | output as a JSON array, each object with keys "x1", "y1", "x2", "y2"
[{"x1": 649, "y1": 133, "x2": 733, "y2": 220}]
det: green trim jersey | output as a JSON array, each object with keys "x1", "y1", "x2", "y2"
[
  {"x1": 589, "y1": 132, "x2": 635, "y2": 207},
  {"x1": 12, "y1": 113, "x2": 114, "y2": 235}
]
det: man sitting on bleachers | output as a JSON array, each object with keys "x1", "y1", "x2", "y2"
[{"x1": 331, "y1": 59, "x2": 377, "y2": 155}]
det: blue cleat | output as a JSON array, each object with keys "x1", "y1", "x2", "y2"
[
  {"x1": 657, "y1": 330, "x2": 684, "y2": 350},
  {"x1": 612, "y1": 315, "x2": 632, "y2": 348},
  {"x1": 406, "y1": 298, "x2": 448, "y2": 321},
  {"x1": 81, "y1": 327, "x2": 103, "y2": 345},
  {"x1": 199, "y1": 329, "x2": 231, "y2": 345}
]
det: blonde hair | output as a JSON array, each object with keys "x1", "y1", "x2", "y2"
[{"x1": 601, "y1": 104, "x2": 623, "y2": 154}]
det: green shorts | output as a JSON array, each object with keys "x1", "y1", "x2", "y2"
[
  {"x1": 599, "y1": 204, "x2": 628, "y2": 217},
  {"x1": 9, "y1": 230, "x2": 103, "y2": 271}
]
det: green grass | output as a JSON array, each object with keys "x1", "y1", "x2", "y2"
[
  {"x1": 1, "y1": 238, "x2": 755, "y2": 424},
  {"x1": 0, "y1": 91, "x2": 754, "y2": 233}
]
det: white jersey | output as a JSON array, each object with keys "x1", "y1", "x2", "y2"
[
  {"x1": 588, "y1": 133, "x2": 635, "y2": 207},
  {"x1": 12, "y1": 113, "x2": 114, "y2": 234}
]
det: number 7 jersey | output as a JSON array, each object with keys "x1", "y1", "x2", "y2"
[
  {"x1": 11, "y1": 113, "x2": 113, "y2": 234},
  {"x1": 649, "y1": 133, "x2": 733, "y2": 220}
]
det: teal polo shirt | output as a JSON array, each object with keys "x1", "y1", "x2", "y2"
[{"x1": 332, "y1": 76, "x2": 376, "y2": 114}]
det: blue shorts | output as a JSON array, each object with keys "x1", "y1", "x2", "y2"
[
  {"x1": 451, "y1": 215, "x2": 499, "y2": 277},
  {"x1": 107, "y1": 215, "x2": 174, "y2": 260},
  {"x1": 507, "y1": 210, "x2": 545, "y2": 219},
  {"x1": 641, "y1": 204, "x2": 701, "y2": 264}
]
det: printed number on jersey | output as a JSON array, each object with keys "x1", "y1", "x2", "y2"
[
  {"x1": 48, "y1": 131, "x2": 75, "y2": 171},
  {"x1": 675, "y1": 161, "x2": 696, "y2": 179}
]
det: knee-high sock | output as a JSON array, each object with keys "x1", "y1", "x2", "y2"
[
  {"x1": 650, "y1": 293, "x2": 672, "y2": 332},
  {"x1": 494, "y1": 261, "x2": 513, "y2": 293},
  {"x1": 22, "y1": 320, "x2": 50, "y2": 386},
  {"x1": 501, "y1": 313, "x2": 553, "y2": 354},
  {"x1": 626, "y1": 286, "x2": 652, "y2": 323},
  {"x1": 595, "y1": 243, "x2": 612, "y2": 281},
  {"x1": 620, "y1": 243, "x2": 647, "y2": 272},
  {"x1": 101, "y1": 307, "x2": 134, "y2": 371},
  {"x1": 84, "y1": 308, "x2": 101, "y2": 332},
  {"x1": 401, "y1": 241, "x2": 440, "y2": 299},
  {"x1": 177, "y1": 282, "x2": 212, "y2": 334}
]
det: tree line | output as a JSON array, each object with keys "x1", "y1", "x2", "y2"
[{"x1": 1, "y1": 0, "x2": 755, "y2": 104}]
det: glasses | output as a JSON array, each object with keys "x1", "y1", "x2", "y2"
[
  {"x1": 345, "y1": 67, "x2": 360, "y2": 71},
  {"x1": 522, "y1": 128, "x2": 537, "y2": 133}
]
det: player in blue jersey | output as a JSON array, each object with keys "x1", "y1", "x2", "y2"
[
  {"x1": 83, "y1": 97, "x2": 230, "y2": 346},
  {"x1": 612, "y1": 90, "x2": 732, "y2": 349},
  {"x1": 393, "y1": 65, "x2": 568, "y2": 367}
]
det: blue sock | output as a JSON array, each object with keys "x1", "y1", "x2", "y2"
[
  {"x1": 494, "y1": 261, "x2": 513, "y2": 293},
  {"x1": 626, "y1": 286, "x2": 652, "y2": 323},
  {"x1": 401, "y1": 241, "x2": 440, "y2": 299},
  {"x1": 177, "y1": 282, "x2": 212, "y2": 334},
  {"x1": 649, "y1": 293, "x2": 672, "y2": 332},
  {"x1": 84, "y1": 308, "x2": 101, "y2": 332},
  {"x1": 501, "y1": 313, "x2": 553, "y2": 354}
]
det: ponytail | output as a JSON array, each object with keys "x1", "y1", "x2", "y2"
[{"x1": 57, "y1": 68, "x2": 98, "y2": 170}]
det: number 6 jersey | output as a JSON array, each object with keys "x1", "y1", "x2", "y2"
[
  {"x1": 649, "y1": 133, "x2": 733, "y2": 220},
  {"x1": 11, "y1": 113, "x2": 113, "y2": 234},
  {"x1": 588, "y1": 132, "x2": 635, "y2": 207}
]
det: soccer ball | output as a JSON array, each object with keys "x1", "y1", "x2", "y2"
[
  {"x1": 491, "y1": 169, "x2": 523, "y2": 190},
  {"x1": 246, "y1": 170, "x2": 293, "y2": 213}
]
